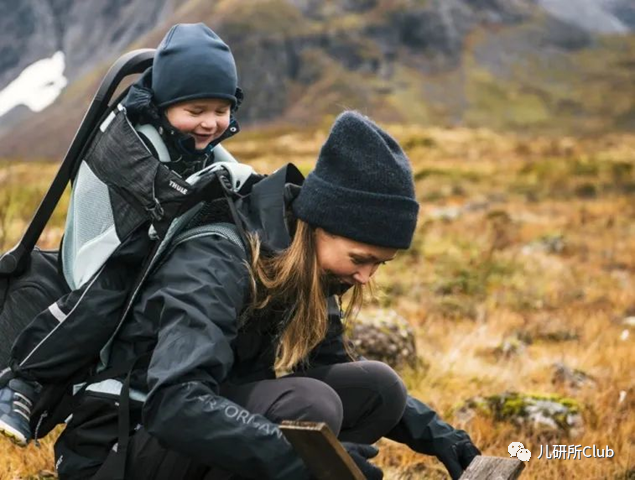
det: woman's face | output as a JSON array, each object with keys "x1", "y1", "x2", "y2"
[
  {"x1": 165, "y1": 98, "x2": 232, "y2": 150},
  {"x1": 315, "y1": 228, "x2": 398, "y2": 287}
]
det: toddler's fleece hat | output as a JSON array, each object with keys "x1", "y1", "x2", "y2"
[{"x1": 152, "y1": 23, "x2": 238, "y2": 108}]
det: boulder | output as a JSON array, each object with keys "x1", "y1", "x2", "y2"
[
  {"x1": 349, "y1": 309, "x2": 418, "y2": 369},
  {"x1": 457, "y1": 392, "x2": 584, "y2": 436}
]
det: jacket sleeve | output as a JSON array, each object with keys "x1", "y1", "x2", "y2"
[
  {"x1": 139, "y1": 235, "x2": 309, "y2": 480},
  {"x1": 300, "y1": 297, "x2": 471, "y2": 458},
  {"x1": 385, "y1": 396, "x2": 473, "y2": 457}
]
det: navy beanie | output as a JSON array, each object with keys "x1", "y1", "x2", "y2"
[
  {"x1": 292, "y1": 111, "x2": 419, "y2": 249},
  {"x1": 152, "y1": 23, "x2": 238, "y2": 108}
]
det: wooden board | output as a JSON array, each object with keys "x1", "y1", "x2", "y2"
[
  {"x1": 280, "y1": 421, "x2": 365, "y2": 480},
  {"x1": 459, "y1": 455, "x2": 525, "y2": 480}
]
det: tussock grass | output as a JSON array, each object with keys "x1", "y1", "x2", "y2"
[{"x1": 1, "y1": 126, "x2": 634, "y2": 479}]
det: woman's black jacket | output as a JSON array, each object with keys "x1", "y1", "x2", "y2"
[{"x1": 99, "y1": 166, "x2": 471, "y2": 479}]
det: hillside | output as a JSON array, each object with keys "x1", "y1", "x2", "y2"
[
  {"x1": 1, "y1": 0, "x2": 635, "y2": 160},
  {"x1": 1, "y1": 124, "x2": 633, "y2": 479}
]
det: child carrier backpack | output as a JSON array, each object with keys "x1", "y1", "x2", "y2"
[
  {"x1": 0, "y1": 47, "x2": 256, "y2": 445},
  {"x1": 0, "y1": 48, "x2": 154, "y2": 367}
]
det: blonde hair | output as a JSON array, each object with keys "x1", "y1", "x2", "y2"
[{"x1": 245, "y1": 219, "x2": 366, "y2": 371}]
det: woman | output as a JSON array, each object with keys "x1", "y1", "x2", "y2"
[{"x1": 55, "y1": 111, "x2": 480, "y2": 479}]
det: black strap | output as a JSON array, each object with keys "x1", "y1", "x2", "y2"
[
  {"x1": 83, "y1": 352, "x2": 151, "y2": 480},
  {"x1": 83, "y1": 358, "x2": 141, "y2": 387},
  {"x1": 217, "y1": 170, "x2": 250, "y2": 258},
  {"x1": 113, "y1": 351, "x2": 152, "y2": 480}
]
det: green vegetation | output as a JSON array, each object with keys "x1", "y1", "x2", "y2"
[{"x1": 2, "y1": 125, "x2": 634, "y2": 480}]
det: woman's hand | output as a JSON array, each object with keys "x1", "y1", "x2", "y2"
[
  {"x1": 341, "y1": 442, "x2": 384, "y2": 480},
  {"x1": 436, "y1": 437, "x2": 481, "y2": 480}
]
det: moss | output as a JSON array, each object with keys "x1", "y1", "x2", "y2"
[{"x1": 482, "y1": 392, "x2": 581, "y2": 421}]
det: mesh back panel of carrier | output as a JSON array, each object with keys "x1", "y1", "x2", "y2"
[{"x1": 62, "y1": 161, "x2": 119, "y2": 289}]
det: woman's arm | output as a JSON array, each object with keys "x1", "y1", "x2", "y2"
[
  {"x1": 139, "y1": 235, "x2": 309, "y2": 479},
  {"x1": 301, "y1": 297, "x2": 479, "y2": 478}
]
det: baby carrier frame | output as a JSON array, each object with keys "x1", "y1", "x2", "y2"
[{"x1": 0, "y1": 49, "x2": 154, "y2": 367}]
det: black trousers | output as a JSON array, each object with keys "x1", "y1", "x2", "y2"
[{"x1": 62, "y1": 360, "x2": 407, "y2": 480}]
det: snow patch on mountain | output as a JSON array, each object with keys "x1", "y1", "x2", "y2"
[
  {"x1": 537, "y1": 0, "x2": 632, "y2": 34},
  {"x1": 0, "y1": 51, "x2": 67, "y2": 118}
]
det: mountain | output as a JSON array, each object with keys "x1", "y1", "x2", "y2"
[{"x1": 1, "y1": 0, "x2": 635, "y2": 160}]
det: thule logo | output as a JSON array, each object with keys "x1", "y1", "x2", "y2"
[{"x1": 169, "y1": 180, "x2": 189, "y2": 195}]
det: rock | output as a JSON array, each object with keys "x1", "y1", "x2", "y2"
[
  {"x1": 429, "y1": 205, "x2": 462, "y2": 221},
  {"x1": 521, "y1": 234, "x2": 566, "y2": 255},
  {"x1": 551, "y1": 362, "x2": 596, "y2": 390},
  {"x1": 392, "y1": 1, "x2": 473, "y2": 61},
  {"x1": 349, "y1": 309, "x2": 418, "y2": 369},
  {"x1": 623, "y1": 316, "x2": 635, "y2": 328},
  {"x1": 491, "y1": 335, "x2": 529, "y2": 358},
  {"x1": 457, "y1": 392, "x2": 584, "y2": 436}
]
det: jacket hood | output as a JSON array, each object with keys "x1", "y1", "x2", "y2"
[
  {"x1": 232, "y1": 164, "x2": 353, "y2": 297},
  {"x1": 235, "y1": 164, "x2": 305, "y2": 254}
]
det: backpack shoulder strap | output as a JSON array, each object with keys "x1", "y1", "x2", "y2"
[
  {"x1": 155, "y1": 221, "x2": 245, "y2": 273},
  {"x1": 172, "y1": 221, "x2": 244, "y2": 252}
]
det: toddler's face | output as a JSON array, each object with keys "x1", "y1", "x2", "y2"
[{"x1": 165, "y1": 98, "x2": 232, "y2": 150}]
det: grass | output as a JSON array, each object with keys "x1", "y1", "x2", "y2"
[{"x1": 1, "y1": 125, "x2": 634, "y2": 479}]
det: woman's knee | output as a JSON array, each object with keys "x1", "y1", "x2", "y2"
[
  {"x1": 271, "y1": 378, "x2": 344, "y2": 435},
  {"x1": 358, "y1": 360, "x2": 408, "y2": 423}
]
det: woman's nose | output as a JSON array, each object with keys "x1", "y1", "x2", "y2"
[{"x1": 353, "y1": 265, "x2": 376, "y2": 285}]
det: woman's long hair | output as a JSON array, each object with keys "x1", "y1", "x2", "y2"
[{"x1": 245, "y1": 219, "x2": 366, "y2": 371}]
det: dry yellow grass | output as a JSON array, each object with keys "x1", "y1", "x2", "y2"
[{"x1": 1, "y1": 125, "x2": 633, "y2": 479}]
